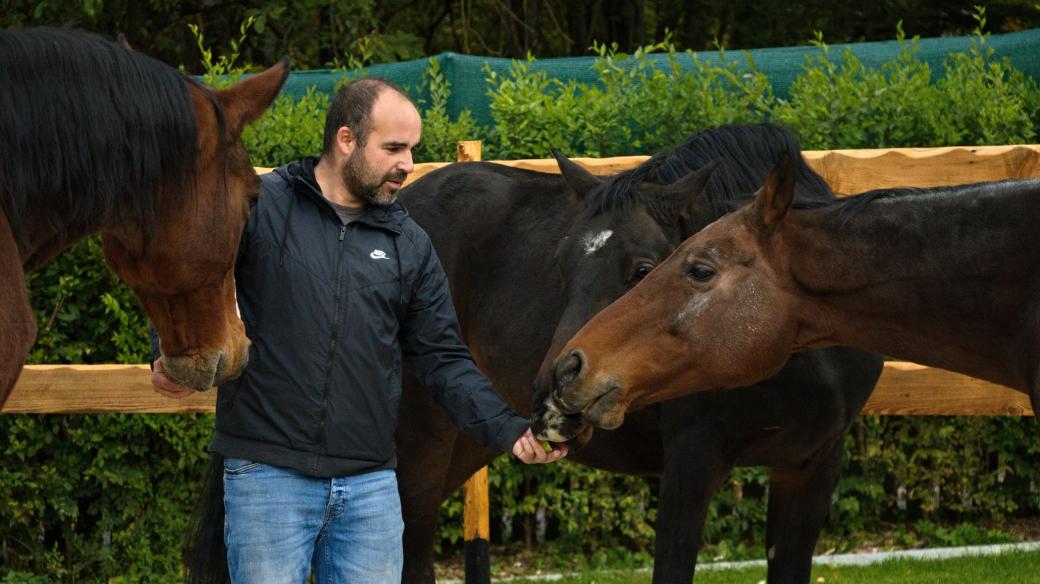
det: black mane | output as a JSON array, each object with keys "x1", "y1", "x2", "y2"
[
  {"x1": 584, "y1": 124, "x2": 834, "y2": 224},
  {"x1": 0, "y1": 28, "x2": 203, "y2": 248}
]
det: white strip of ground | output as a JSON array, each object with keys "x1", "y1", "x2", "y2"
[{"x1": 441, "y1": 541, "x2": 1040, "y2": 583}]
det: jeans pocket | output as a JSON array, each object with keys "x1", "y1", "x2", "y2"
[{"x1": 223, "y1": 457, "x2": 261, "y2": 476}]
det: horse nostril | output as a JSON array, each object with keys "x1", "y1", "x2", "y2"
[{"x1": 553, "y1": 350, "x2": 586, "y2": 389}]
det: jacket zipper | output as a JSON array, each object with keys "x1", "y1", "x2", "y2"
[{"x1": 316, "y1": 223, "x2": 349, "y2": 451}]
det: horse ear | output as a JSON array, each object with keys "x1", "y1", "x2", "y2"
[
  {"x1": 661, "y1": 159, "x2": 720, "y2": 219},
  {"x1": 116, "y1": 33, "x2": 133, "y2": 50},
  {"x1": 751, "y1": 152, "x2": 797, "y2": 231},
  {"x1": 216, "y1": 56, "x2": 292, "y2": 136},
  {"x1": 553, "y1": 149, "x2": 602, "y2": 198}
]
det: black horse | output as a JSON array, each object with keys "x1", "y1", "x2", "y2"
[
  {"x1": 394, "y1": 124, "x2": 883, "y2": 583},
  {"x1": 184, "y1": 125, "x2": 882, "y2": 583}
]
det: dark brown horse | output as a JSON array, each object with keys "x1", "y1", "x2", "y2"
[
  {"x1": 0, "y1": 28, "x2": 288, "y2": 404},
  {"x1": 394, "y1": 125, "x2": 882, "y2": 583},
  {"x1": 545, "y1": 151, "x2": 1040, "y2": 430}
]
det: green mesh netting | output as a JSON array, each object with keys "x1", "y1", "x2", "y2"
[{"x1": 269, "y1": 27, "x2": 1040, "y2": 129}]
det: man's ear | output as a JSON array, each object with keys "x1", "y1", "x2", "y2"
[{"x1": 337, "y1": 126, "x2": 357, "y2": 157}]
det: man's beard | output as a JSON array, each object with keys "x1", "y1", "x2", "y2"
[{"x1": 343, "y1": 150, "x2": 407, "y2": 206}]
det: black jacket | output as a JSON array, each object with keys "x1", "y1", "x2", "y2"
[{"x1": 206, "y1": 157, "x2": 528, "y2": 477}]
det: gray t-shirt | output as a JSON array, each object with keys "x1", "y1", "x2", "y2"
[{"x1": 328, "y1": 200, "x2": 365, "y2": 225}]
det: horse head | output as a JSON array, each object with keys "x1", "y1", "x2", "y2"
[
  {"x1": 100, "y1": 60, "x2": 290, "y2": 390},
  {"x1": 544, "y1": 153, "x2": 806, "y2": 429},
  {"x1": 532, "y1": 150, "x2": 718, "y2": 442}
]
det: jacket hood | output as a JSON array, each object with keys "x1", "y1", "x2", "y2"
[{"x1": 274, "y1": 156, "x2": 410, "y2": 231}]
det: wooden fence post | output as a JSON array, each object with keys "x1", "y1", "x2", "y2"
[{"x1": 456, "y1": 140, "x2": 491, "y2": 584}]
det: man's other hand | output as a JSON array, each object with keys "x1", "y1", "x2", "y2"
[{"x1": 512, "y1": 428, "x2": 568, "y2": 464}]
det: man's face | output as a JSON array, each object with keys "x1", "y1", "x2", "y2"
[{"x1": 342, "y1": 91, "x2": 422, "y2": 205}]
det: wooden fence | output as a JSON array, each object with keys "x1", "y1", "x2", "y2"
[
  {"x1": 2, "y1": 361, "x2": 1033, "y2": 416},
  {"x1": 10, "y1": 142, "x2": 1040, "y2": 413},
  {"x1": 3, "y1": 142, "x2": 1038, "y2": 583}
]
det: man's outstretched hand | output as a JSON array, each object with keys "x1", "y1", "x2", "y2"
[{"x1": 512, "y1": 427, "x2": 568, "y2": 464}]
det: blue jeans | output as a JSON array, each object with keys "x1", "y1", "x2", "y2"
[{"x1": 222, "y1": 458, "x2": 404, "y2": 584}]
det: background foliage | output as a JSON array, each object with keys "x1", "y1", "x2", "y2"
[
  {"x1": 4, "y1": 0, "x2": 1040, "y2": 68},
  {"x1": 5, "y1": 11, "x2": 1040, "y2": 582}
]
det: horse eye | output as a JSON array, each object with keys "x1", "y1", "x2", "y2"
[
  {"x1": 630, "y1": 264, "x2": 653, "y2": 282},
  {"x1": 687, "y1": 263, "x2": 715, "y2": 282}
]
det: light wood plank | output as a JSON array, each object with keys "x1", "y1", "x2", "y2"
[
  {"x1": 261, "y1": 144, "x2": 1040, "y2": 193},
  {"x1": 803, "y1": 145, "x2": 1040, "y2": 195},
  {"x1": 3, "y1": 362, "x2": 1032, "y2": 416},
  {"x1": 864, "y1": 362, "x2": 1033, "y2": 416},
  {"x1": 1, "y1": 364, "x2": 216, "y2": 414}
]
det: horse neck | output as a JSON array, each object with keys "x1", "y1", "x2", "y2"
[
  {"x1": 406, "y1": 172, "x2": 577, "y2": 321},
  {"x1": 19, "y1": 214, "x2": 97, "y2": 272},
  {"x1": 783, "y1": 180, "x2": 1040, "y2": 392}
]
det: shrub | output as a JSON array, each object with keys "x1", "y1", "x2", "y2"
[
  {"x1": 772, "y1": 25, "x2": 954, "y2": 149},
  {"x1": 936, "y1": 8, "x2": 1040, "y2": 145},
  {"x1": 414, "y1": 57, "x2": 481, "y2": 163}
]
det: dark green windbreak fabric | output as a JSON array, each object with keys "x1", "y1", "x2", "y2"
[{"x1": 256, "y1": 28, "x2": 1040, "y2": 128}]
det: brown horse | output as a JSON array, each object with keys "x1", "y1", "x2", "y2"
[
  {"x1": 543, "y1": 151, "x2": 1040, "y2": 429},
  {"x1": 0, "y1": 28, "x2": 288, "y2": 405}
]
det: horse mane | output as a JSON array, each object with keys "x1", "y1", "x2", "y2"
[
  {"x1": 0, "y1": 28, "x2": 207, "y2": 248},
  {"x1": 584, "y1": 124, "x2": 834, "y2": 224},
  {"x1": 795, "y1": 178, "x2": 1040, "y2": 234}
]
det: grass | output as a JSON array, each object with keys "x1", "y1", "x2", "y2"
[{"x1": 508, "y1": 548, "x2": 1040, "y2": 583}]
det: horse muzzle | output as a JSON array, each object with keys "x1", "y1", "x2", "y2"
[{"x1": 162, "y1": 341, "x2": 249, "y2": 391}]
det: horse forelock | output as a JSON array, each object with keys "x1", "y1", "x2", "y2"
[
  {"x1": 0, "y1": 27, "x2": 201, "y2": 251},
  {"x1": 584, "y1": 124, "x2": 834, "y2": 227}
]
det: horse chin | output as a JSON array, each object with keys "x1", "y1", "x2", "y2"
[
  {"x1": 566, "y1": 424, "x2": 595, "y2": 450},
  {"x1": 213, "y1": 339, "x2": 250, "y2": 385},
  {"x1": 162, "y1": 352, "x2": 224, "y2": 390},
  {"x1": 580, "y1": 385, "x2": 628, "y2": 430}
]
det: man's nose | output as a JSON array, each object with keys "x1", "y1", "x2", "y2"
[{"x1": 398, "y1": 152, "x2": 414, "y2": 174}]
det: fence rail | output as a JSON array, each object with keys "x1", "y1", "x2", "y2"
[
  {"x1": 2, "y1": 362, "x2": 1032, "y2": 416},
  {"x1": 386, "y1": 143, "x2": 1040, "y2": 194}
]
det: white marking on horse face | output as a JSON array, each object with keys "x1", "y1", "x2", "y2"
[
  {"x1": 582, "y1": 230, "x2": 614, "y2": 255},
  {"x1": 235, "y1": 289, "x2": 242, "y2": 319},
  {"x1": 536, "y1": 398, "x2": 577, "y2": 442},
  {"x1": 672, "y1": 293, "x2": 713, "y2": 331}
]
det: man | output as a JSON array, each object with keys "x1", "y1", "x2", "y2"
[{"x1": 152, "y1": 78, "x2": 566, "y2": 583}]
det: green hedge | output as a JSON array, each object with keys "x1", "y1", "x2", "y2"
[{"x1": 5, "y1": 20, "x2": 1040, "y2": 581}]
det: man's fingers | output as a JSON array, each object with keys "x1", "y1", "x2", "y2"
[
  {"x1": 549, "y1": 443, "x2": 569, "y2": 461},
  {"x1": 514, "y1": 429, "x2": 569, "y2": 464},
  {"x1": 521, "y1": 436, "x2": 537, "y2": 461},
  {"x1": 524, "y1": 438, "x2": 543, "y2": 463}
]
